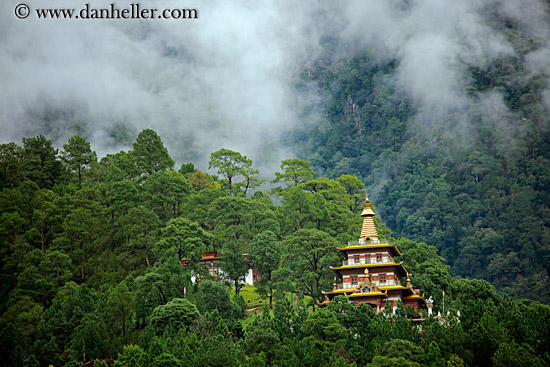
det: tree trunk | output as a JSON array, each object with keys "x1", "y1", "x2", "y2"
[
  {"x1": 82, "y1": 339, "x2": 86, "y2": 363},
  {"x1": 156, "y1": 285, "x2": 167, "y2": 304}
]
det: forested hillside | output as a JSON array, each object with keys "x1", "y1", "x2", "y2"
[
  {"x1": 2, "y1": 2, "x2": 550, "y2": 365},
  {"x1": 290, "y1": 8, "x2": 550, "y2": 303},
  {"x1": 1, "y1": 131, "x2": 549, "y2": 367}
]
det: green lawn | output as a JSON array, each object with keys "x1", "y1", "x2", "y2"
[
  {"x1": 238, "y1": 284, "x2": 265, "y2": 309},
  {"x1": 234, "y1": 285, "x2": 313, "y2": 312}
]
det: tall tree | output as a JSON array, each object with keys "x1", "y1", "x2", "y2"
[
  {"x1": 220, "y1": 239, "x2": 250, "y2": 295},
  {"x1": 142, "y1": 171, "x2": 191, "y2": 220},
  {"x1": 127, "y1": 205, "x2": 160, "y2": 267},
  {"x1": 31, "y1": 189, "x2": 60, "y2": 252},
  {"x1": 61, "y1": 135, "x2": 97, "y2": 184},
  {"x1": 0, "y1": 142, "x2": 24, "y2": 189},
  {"x1": 249, "y1": 230, "x2": 283, "y2": 308},
  {"x1": 63, "y1": 207, "x2": 95, "y2": 281},
  {"x1": 156, "y1": 217, "x2": 213, "y2": 262},
  {"x1": 150, "y1": 298, "x2": 199, "y2": 336},
  {"x1": 105, "y1": 180, "x2": 140, "y2": 248},
  {"x1": 336, "y1": 174, "x2": 366, "y2": 212},
  {"x1": 272, "y1": 158, "x2": 317, "y2": 189},
  {"x1": 21, "y1": 135, "x2": 62, "y2": 189},
  {"x1": 208, "y1": 148, "x2": 258, "y2": 196},
  {"x1": 132, "y1": 129, "x2": 174, "y2": 176},
  {"x1": 282, "y1": 228, "x2": 339, "y2": 309},
  {"x1": 107, "y1": 281, "x2": 135, "y2": 343}
]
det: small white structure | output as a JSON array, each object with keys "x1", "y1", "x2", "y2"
[{"x1": 427, "y1": 295, "x2": 434, "y2": 317}]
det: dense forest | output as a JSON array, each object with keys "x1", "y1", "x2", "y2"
[
  {"x1": 1, "y1": 131, "x2": 549, "y2": 367},
  {"x1": 289, "y1": 8, "x2": 550, "y2": 303},
  {"x1": 2, "y1": 2, "x2": 550, "y2": 366}
]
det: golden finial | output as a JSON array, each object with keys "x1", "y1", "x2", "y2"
[
  {"x1": 359, "y1": 191, "x2": 377, "y2": 240},
  {"x1": 333, "y1": 277, "x2": 338, "y2": 291},
  {"x1": 364, "y1": 267, "x2": 372, "y2": 287},
  {"x1": 406, "y1": 273, "x2": 411, "y2": 288},
  {"x1": 361, "y1": 193, "x2": 375, "y2": 217}
]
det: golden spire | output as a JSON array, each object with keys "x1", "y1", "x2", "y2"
[
  {"x1": 333, "y1": 277, "x2": 338, "y2": 291},
  {"x1": 406, "y1": 273, "x2": 411, "y2": 288},
  {"x1": 364, "y1": 267, "x2": 372, "y2": 287},
  {"x1": 360, "y1": 193, "x2": 378, "y2": 241}
]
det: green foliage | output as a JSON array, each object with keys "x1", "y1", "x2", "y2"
[
  {"x1": 194, "y1": 280, "x2": 237, "y2": 320},
  {"x1": 150, "y1": 298, "x2": 199, "y2": 336},
  {"x1": 282, "y1": 228, "x2": 340, "y2": 306},
  {"x1": 107, "y1": 281, "x2": 135, "y2": 342},
  {"x1": 1, "y1": 107, "x2": 549, "y2": 367},
  {"x1": 156, "y1": 217, "x2": 213, "y2": 262},
  {"x1": 0, "y1": 321, "x2": 26, "y2": 367},
  {"x1": 272, "y1": 158, "x2": 317, "y2": 190},
  {"x1": 114, "y1": 344, "x2": 145, "y2": 367},
  {"x1": 209, "y1": 148, "x2": 261, "y2": 196},
  {"x1": 132, "y1": 129, "x2": 174, "y2": 176},
  {"x1": 292, "y1": 22, "x2": 550, "y2": 305},
  {"x1": 61, "y1": 135, "x2": 97, "y2": 184},
  {"x1": 492, "y1": 340, "x2": 545, "y2": 367},
  {"x1": 0, "y1": 142, "x2": 25, "y2": 189},
  {"x1": 249, "y1": 230, "x2": 283, "y2": 308},
  {"x1": 21, "y1": 135, "x2": 63, "y2": 189},
  {"x1": 367, "y1": 355, "x2": 422, "y2": 367}
]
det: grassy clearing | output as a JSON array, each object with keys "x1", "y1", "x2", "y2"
[
  {"x1": 238, "y1": 284, "x2": 265, "y2": 309},
  {"x1": 234, "y1": 284, "x2": 313, "y2": 312}
]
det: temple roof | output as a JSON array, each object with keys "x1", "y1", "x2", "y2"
[{"x1": 321, "y1": 192, "x2": 426, "y2": 310}]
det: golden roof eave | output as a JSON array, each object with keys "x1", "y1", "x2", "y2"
[
  {"x1": 402, "y1": 294, "x2": 426, "y2": 303},
  {"x1": 346, "y1": 291, "x2": 386, "y2": 298},
  {"x1": 377, "y1": 285, "x2": 408, "y2": 291}
]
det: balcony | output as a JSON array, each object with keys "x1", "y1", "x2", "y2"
[
  {"x1": 341, "y1": 283, "x2": 356, "y2": 289},
  {"x1": 342, "y1": 256, "x2": 393, "y2": 266},
  {"x1": 337, "y1": 283, "x2": 379, "y2": 292},
  {"x1": 347, "y1": 238, "x2": 389, "y2": 247},
  {"x1": 343, "y1": 259, "x2": 367, "y2": 266}
]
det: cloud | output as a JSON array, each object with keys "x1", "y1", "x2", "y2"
[
  {"x1": 0, "y1": 0, "x2": 325, "y2": 173},
  {"x1": 1, "y1": 0, "x2": 549, "y2": 174}
]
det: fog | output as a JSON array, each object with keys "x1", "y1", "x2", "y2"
[{"x1": 1, "y1": 0, "x2": 549, "y2": 173}]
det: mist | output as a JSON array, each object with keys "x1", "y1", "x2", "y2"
[{"x1": 1, "y1": 0, "x2": 549, "y2": 174}]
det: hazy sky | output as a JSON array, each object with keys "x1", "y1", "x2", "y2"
[{"x1": 1, "y1": 0, "x2": 549, "y2": 173}]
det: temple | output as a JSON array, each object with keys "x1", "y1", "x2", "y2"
[
  {"x1": 181, "y1": 251, "x2": 260, "y2": 285},
  {"x1": 320, "y1": 195, "x2": 425, "y2": 313}
]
